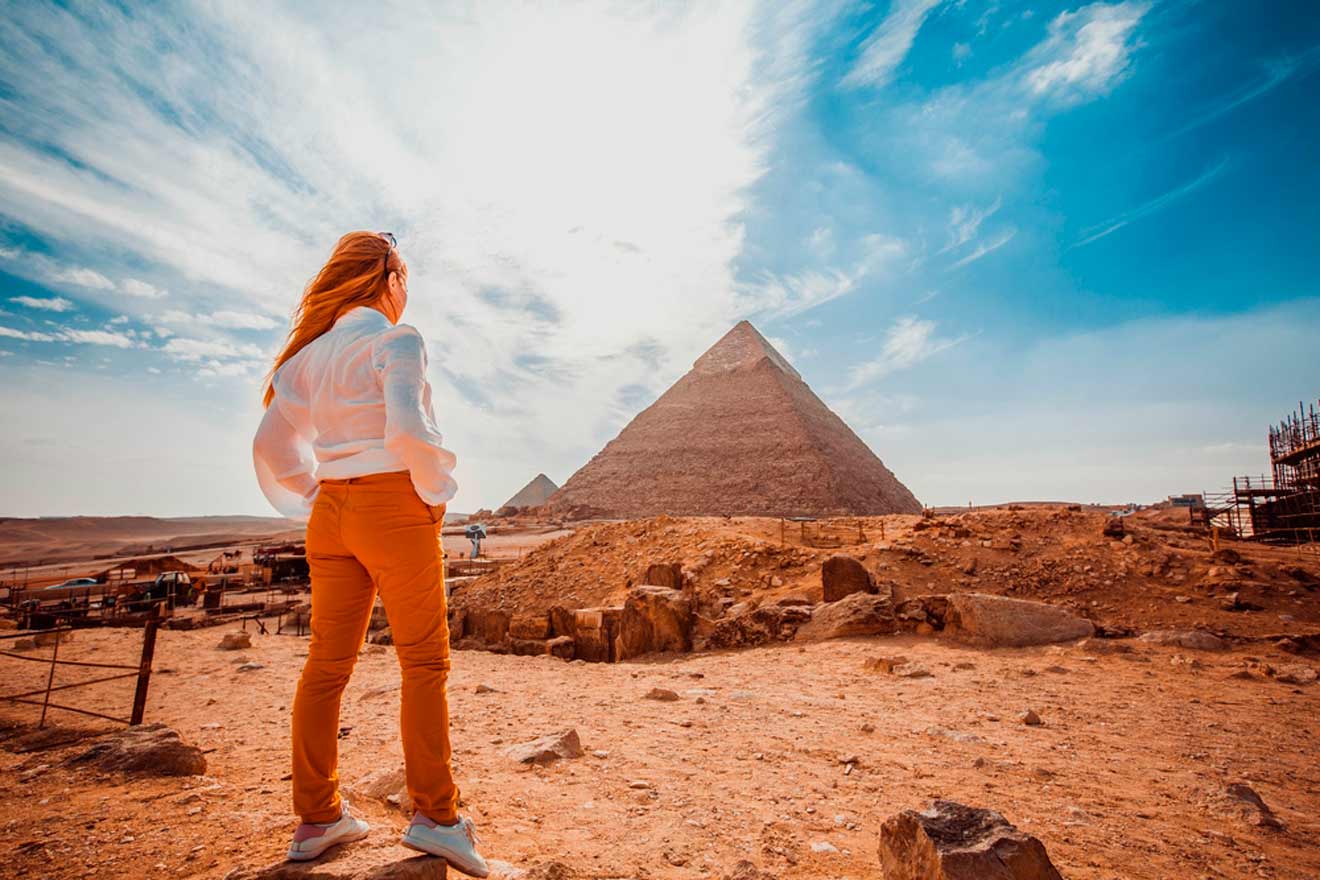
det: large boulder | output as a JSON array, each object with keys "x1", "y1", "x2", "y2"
[
  {"x1": 510, "y1": 638, "x2": 549, "y2": 656},
  {"x1": 463, "y1": 608, "x2": 511, "y2": 647},
  {"x1": 615, "y1": 586, "x2": 692, "y2": 660},
  {"x1": 548, "y1": 605, "x2": 576, "y2": 639},
  {"x1": 878, "y1": 800, "x2": 1064, "y2": 880},
  {"x1": 217, "y1": 631, "x2": 250, "y2": 651},
  {"x1": 509, "y1": 612, "x2": 551, "y2": 640},
  {"x1": 704, "y1": 605, "x2": 812, "y2": 650},
  {"x1": 944, "y1": 593, "x2": 1093, "y2": 648},
  {"x1": 573, "y1": 607, "x2": 621, "y2": 662},
  {"x1": 68, "y1": 724, "x2": 206, "y2": 776},
  {"x1": 822, "y1": 554, "x2": 873, "y2": 602},
  {"x1": 546, "y1": 635, "x2": 575, "y2": 660},
  {"x1": 795, "y1": 592, "x2": 897, "y2": 642}
]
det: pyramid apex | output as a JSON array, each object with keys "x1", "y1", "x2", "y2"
[{"x1": 693, "y1": 320, "x2": 800, "y2": 380}]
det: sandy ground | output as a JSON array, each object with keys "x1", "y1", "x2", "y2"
[{"x1": 2, "y1": 624, "x2": 1318, "y2": 879}]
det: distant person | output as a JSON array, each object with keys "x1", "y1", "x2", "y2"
[{"x1": 253, "y1": 231, "x2": 488, "y2": 876}]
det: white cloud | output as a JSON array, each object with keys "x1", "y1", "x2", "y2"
[
  {"x1": 159, "y1": 308, "x2": 280, "y2": 330},
  {"x1": 870, "y1": 1, "x2": 1150, "y2": 190},
  {"x1": 0, "y1": 323, "x2": 136, "y2": 348},
  {"x1": 0, "y1": 2, "x2": 818, "y2": 512},
  {"x1": 807, "y1": 226, "x2": 835, "y2": 259},
  {"x1": 48, "y1": 266, "x2": 115, "y2": 290},
  {"x1": 61, "y1": 328, "x2": 136, "y2": 348},
  {"x1": 196, "y1": 359, "x2": 256, "y2": 378},
  {"x1": 161, "y1": 337, "x2": 264, "y2": 362},
  {"x1": 121, "y1": 279, "x2": 167, "y2": 299},
  {"x1": 10, "y1": 295, "x2": 75, "y2": 312},
  {"x1": 875, "y1": 299, "x2": 1320, "y2": 506},
  {"x1": 209, "y1": 310, "x2": 279, "y2": 330},
  {"x1": 108, "y1": 315, "x2": 130, "y2": 324},
  {"x1": 1024, "y1": 2, "x2": 1149, "y2": 105},
  {"x1": 846, "y1": 315, "x2": 965, "y2": 388},
  {"x1": 0, "y1": 326, "x2": 60, "y2": 342},
  {"x1": 843, "y1": 0, "x2": 944, "y2": 88}
]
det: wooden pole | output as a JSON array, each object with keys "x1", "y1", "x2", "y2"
[
  {"x1": 38, "y1": 628, "x2": 61, "y2": 729},
  {"x1": 130, "y1": 603, "x2": 162, "y2": 726}
]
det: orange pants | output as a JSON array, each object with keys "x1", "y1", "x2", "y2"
[{"x1": 292, "y1": 470, "x2": 458, "y2": 824}]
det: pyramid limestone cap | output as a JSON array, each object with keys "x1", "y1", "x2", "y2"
[{"x1": 692, "y1": 320, "x2": 800, "y2": 380}]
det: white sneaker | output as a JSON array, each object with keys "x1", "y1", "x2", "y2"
[
  {"x1": 400, "y1": 814, "x2": 490, "y2": 878},
  {"x1": 286, "y1": 800, "x2": 370, "y2": 861}
]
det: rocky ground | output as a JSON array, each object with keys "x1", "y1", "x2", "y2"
[
  {"x1": 454, "y1": 507, "x2": 1320, "y2": 642},
  {"x1": 2, "y1": 621, "x2": 1318, "y2": 880}
]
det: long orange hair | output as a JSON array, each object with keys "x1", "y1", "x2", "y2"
[{"x1": 262, "y1": 231, "x2": 400, "y2": 407}]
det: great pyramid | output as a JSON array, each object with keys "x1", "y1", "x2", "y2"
[
  {"x1": 501, "y1": 473, "x2": 559, "y2": 510},
  {"x1": 544, "y1": 321, "x2": 921, "y2": 518}
]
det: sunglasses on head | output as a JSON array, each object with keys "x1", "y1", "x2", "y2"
[{"x1": 379, "y1": 231, "x2": 397, "y2": 283}]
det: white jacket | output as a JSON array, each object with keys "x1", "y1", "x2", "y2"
[{"x1": 252, "y1": 306, "x2": 458, "y2": 521}]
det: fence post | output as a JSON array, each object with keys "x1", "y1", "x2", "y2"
[
  {"x1": 38, "y1": 628, "x2": 62, "y2": 729},
  {"x1": 130, "y1": 603, "x2": 162, "y2": 726}
]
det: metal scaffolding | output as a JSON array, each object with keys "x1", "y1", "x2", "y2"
[{"x1": 1206, "y1": 399, "x2": 1320, "y2": 545}]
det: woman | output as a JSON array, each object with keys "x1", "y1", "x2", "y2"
[{"x1": 253, "y1": 231, "x2": 488, "y2": 876}]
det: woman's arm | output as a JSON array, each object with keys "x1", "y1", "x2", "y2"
[
  {"x1": 252, "y1": 399, "x2": 319, "y2": 521},
  {"x1": 374, "y1": 325, "x2": 459, "y2": 506}
]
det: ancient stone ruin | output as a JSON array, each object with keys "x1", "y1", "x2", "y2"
[
  {"x1": 544, "y1": 320, "x2": 922, "y2": 517},
  {"x1": 448, "y1": 549, "x2": 1096, "y2": 663}
]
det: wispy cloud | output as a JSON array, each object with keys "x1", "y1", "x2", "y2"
[
  {"x1": 121, "y1": 279, "x2": 167, "y2": 299},
  {"x1": 940, "y1": 197, "x2": 1002, "y2": 253},
  {"x1": 47, "y1": 266, "x2": 116, "y2": 291},
  {"x1": 1163, "y1": 44, "x2": 1320, "y2": 141},
  {"x1": 842, "y1": 0, "x2": 944, "y2": 88},
  {"x1": 949, "y1": 227, "x2": 1017, "y2": 269},
  {"x1": 1073, "y1": 157, "x2": 1230, "y2": 248},
  {"x1": 10, "y1": 295, "x2": 75, "y2": 312},
  {"x1": 846, "y1": 315, "x2": 967, "y2": 388},
  {"x1": 741, "y1": 233, "x2": 907, "y2": 318}
]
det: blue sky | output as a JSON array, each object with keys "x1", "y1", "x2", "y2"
[{"x1": 0, "y1": 1, "x2": 1317, "y2": 516}]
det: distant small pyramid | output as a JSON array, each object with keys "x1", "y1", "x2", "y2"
[
  {"x1": 501, "y1": 473, "x2": 560, "y2": 510},
  {"x1": 545, "y1": 321, "x2": 921, "y2": 517}
]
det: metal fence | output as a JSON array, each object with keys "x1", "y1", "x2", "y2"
[{"x1": 0, "y1": 604, "x2": 162, "y2": 728}]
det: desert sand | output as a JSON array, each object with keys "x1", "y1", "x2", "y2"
[{"x1": 2, "y1": 606, "x2": 1319, "y2": 879}]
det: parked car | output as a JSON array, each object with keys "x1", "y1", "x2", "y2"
[{"x1": 46, "y1": 577, "x2": 99, "y2": 590}]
